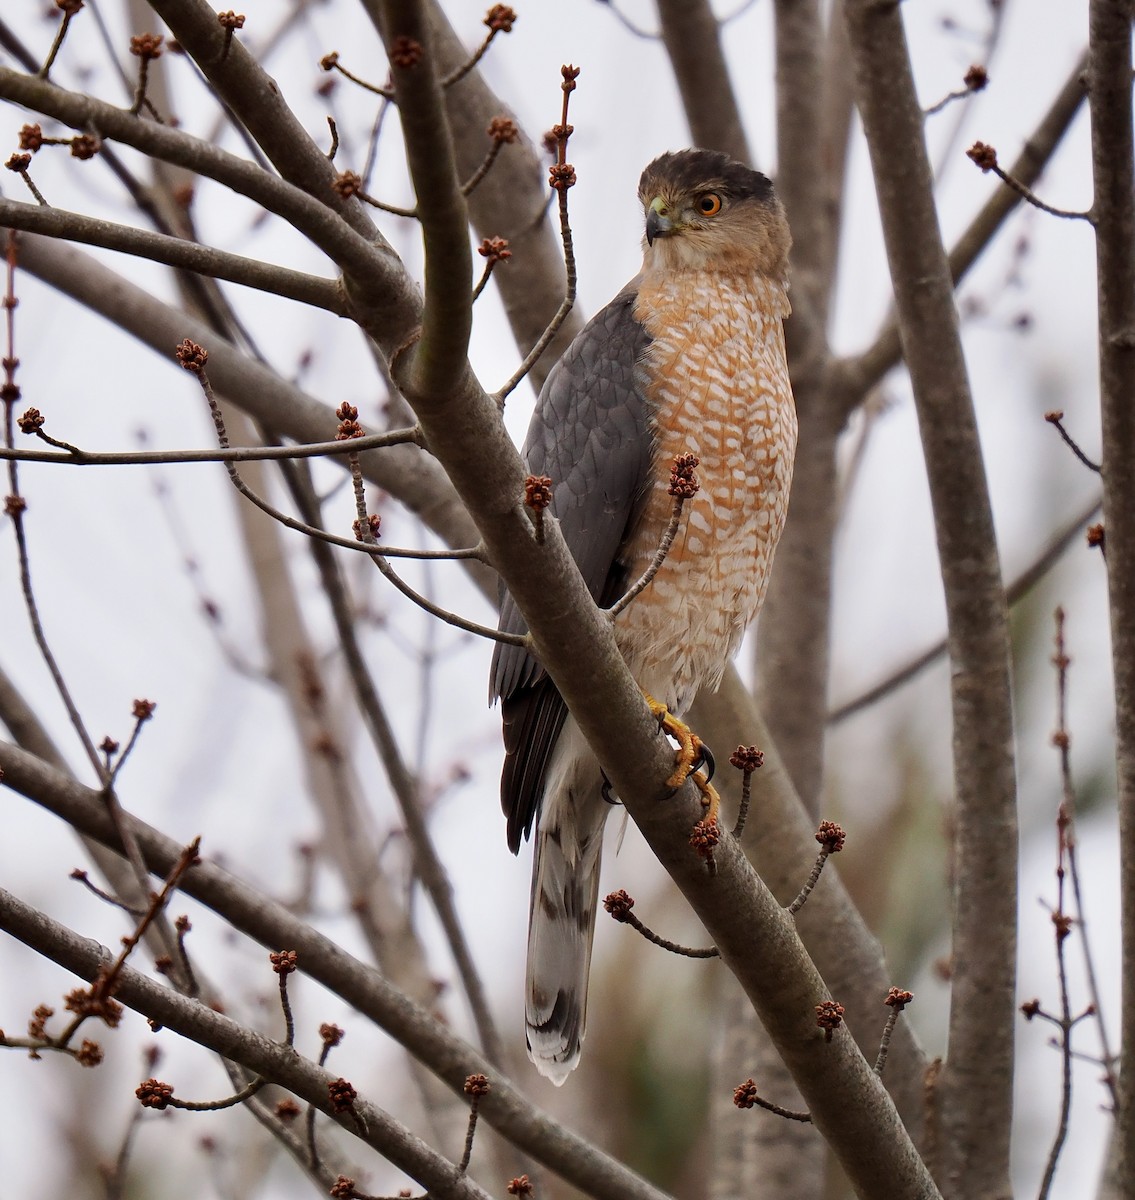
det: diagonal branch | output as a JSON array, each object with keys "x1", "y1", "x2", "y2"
[
  {"x1": 655, "y1": 0, "x2": 751, "y2": 163},
  {"x1": 0, "y1": 887, "x2": 493, "y2": 1200},
  {"x1": 0, "y1": 739, "x2": 673, "y2": 1200}
]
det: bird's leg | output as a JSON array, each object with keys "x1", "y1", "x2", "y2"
[{"x1": 644, "y1": 695, "x2": 722, "y2": 827}]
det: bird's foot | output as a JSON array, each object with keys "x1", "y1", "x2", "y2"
[{"x1": 645, "y1": 696, "x2": 722, "y2": 827}]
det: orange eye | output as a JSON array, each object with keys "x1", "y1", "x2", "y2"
[{"x1": 697, "y1": 193, "x2": 722, "y2": 216}]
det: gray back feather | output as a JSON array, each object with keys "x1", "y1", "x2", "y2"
[
  {"x1": 491, "y1": 283, "x2": 653, "y2": 850},
  {"x1": 492, "y1": 284, "x2": 653, "y2": 698}
]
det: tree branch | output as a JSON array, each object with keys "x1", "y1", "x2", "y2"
[
  {"x1": 0, "y1": 197, "x2": 347, "y2": 313},
  {"x1": 0, "y1": 887, "x2": 493, "y2": 1200},
  {"x1": 1088, "y1": 1, "x2": 1135, "y2": 1190},
  {"x1": 0, "y1": 69, "x2": 406, "y2": 299},
  {"x1": 843, "y1": 3, "x2": 1018, "y2": 1195},
  {"x1": 0, "y1": 740, "x2": 674, "y2": 1200},
  {"x1": 656, "y1": 0, "x2": 751, "y2": 163}
]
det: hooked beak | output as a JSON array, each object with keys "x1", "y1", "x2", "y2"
[{"x1": 645, "y1": 197, "x2": 675, "y2": 246}]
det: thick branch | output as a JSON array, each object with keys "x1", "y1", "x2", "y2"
[
  {"x1": 1089, "y1": 0, "x2": 1135, "y2": 1190},
  {"x1": 0, "y1": 887, "x2": 491, "y2": 1200},
  {"x1": 0, "y1": 68, "x2": 407, "y2": 306},
  {"x1": 843, "y1": 3, "x2": 1019, "y2": 1195},
  {"x1": 379, "y1": 0, "x2": 472, "y2": 397},
  {"x1": 0, "y1": 198, "x2": 346, "y2": 313},
  {"x1": 13, "y1": 232, "x2": 492, "y2": 594},
  {"x1": 656, "y1": 0, "x2": 751, "y2": 162},
  {"x1": 0, "y1": 740, "x2": 671, "y2": 1200}
]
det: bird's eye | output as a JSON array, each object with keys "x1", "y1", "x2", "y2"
[{"x1": 697, "y1": 193, "x2": 722, "y2": 216}]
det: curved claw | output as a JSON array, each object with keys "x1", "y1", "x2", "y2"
[
  {"x1": 693, "y1": 742, "x2": 715, "y2": 784},
  {"x1": 601, "y1": 772, "x2": 622, "y2": 807}
]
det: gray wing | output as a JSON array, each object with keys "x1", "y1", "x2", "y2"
[{"x1": 490, "y1": 283, "x2": 653, "y2": 851}]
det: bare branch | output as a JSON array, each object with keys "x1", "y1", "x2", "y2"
[
  {"x1": 844, "y1": 2, "x2": 1018, "y2": 1193},
  {"x1": 1089, "y1": 1, "x2": 1135, "y2": 1186},
  {"x1": 0, "y1": 197, "x2": 348, "y2": 313},
  {"x1": 0, "y1": 740, "x2": 675, "y2": 1200},
  {"x1": 656, "y1": 0, "x2": 750, "y2": 163},
  {"x1": 0, "y1": 888, "x2": 493, "y2": 1200}
]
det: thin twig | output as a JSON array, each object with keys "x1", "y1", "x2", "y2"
[
  {"x1": 187, "y1": 366, "x2": 505, "y2": 633},
  {"x1": 875, "y1": 1009, "x2": 901, "y2": 1075},
  {"x1": 320, "y1": 52, "x2": 394, "y2": 99},
  {"x1": 874, "y1": 990, "x2": 913, "y2": 1077},
  {"x1": 607, "y1": 498, "x2": 686, "y2": 617},
  {"x1": 495, "y1": 67, "x2": 579, "y2": 403},
  {"x1": 280, "y1": 425, "x2": 512, "y2": 1073},
  {"x1": 440, "y1": 18, "x2": 508, "y2": 90},
  {"x1": 786, "y1": 849, "x2": 831, "y2": 916},
  {"x1": 967, "y1": 143, "x2": 1091, "y2": 222},
  {"x1": 461, "y1": 139, "x2": 505, "y2": 197},
  {"x1": 108, "y1": 703, "x2": 155, "y2": 786},
  {"x1": 603, "y1": 890, "x2": 719, "y2": 958},
  {"x1": 786, "y1": 824, "x2": 845, "y2": 917},
  {"x1": 1045, "y1": 410, "x2": 1101, "y2": 473},
  {"x1": 70, "y1": 869, "x2": 144, "y2": 916},
  {"x1": 0, "y1": 428, "x2": 420, "y2": 466},
  {"x1": 166, "y1": 1074, "x2": 267, "y2": 1112},
  {"x1": 1050, "y1": 609, "x2": 1118, "y2": 1105},
  {"x1": 728, "y1": 746, "x2": 764, "y2": 840},
  {"x1": 828, "y1": 495, "x2": 1102, "y2": 723},
  {"x1": 732, "y1": 1079, "x2": 813, "y2": 1123},
  {"x1": 38, "y1": 3, "x2": 80, "y2": 79}
]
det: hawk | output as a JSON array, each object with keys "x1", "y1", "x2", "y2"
[{"x1": 491, "y1": 149, "x2": 796, "y2": 1084}]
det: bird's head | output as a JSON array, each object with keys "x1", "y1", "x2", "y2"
[{"x1": 637, "y1": 149, "x2": 791, "y2": 279}]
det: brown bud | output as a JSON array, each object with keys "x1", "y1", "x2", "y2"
[
  {"x1": 603, "y1": 889, "x2": 635, "y2": 921},
  {"x1": 136, "y1": 1078, "x2": 174, "y2": 1109},
  {"x1": 487, "y1": 116, "x2": 519, "y2": 145},
  {"x1": 964, "y1": 64, "x2": 988, "y2": 91},
  {"x1": 69, "y1": 133, "x2": 100, "y2": 160},
  {"x1": 548, "y1": 162, "x2": 576, "y2": 191},
  {"x1": 524, "y1": 474, "x2": 553, "y2": 511},
  {"x1": 485, "y1": 5, "x2": 517, "y2": 32},
  {"x1": 815, "y1": 999, "x2": 845, "y2": 1040},
  {"x1": 327, "y1": 1077, "x2": 357, "y2": 1112},
  {"x1": 477, "y1": 236, "x2": 512, "y2": 265},
  {"x1": 129, "y1": 33, "x2": 164, "y2": 59},
  {"x1": 668, "y1": 453, "x2": 701, "y2": 499},
  {"x1": 18, "y1": 125, "x2": 43, "y2": 152},
  {"x1": 332, "y1": 170, "x2": 362, "y2": 199},
  {"x1": 815, "y1": 820, "x2": 846, "y2": 853},
  {"x1": 389, "y1": 35, "x2": 422, "y2": 68},
  {"x1": 174, "y1": 339, "x2": 208, "y2": 372},
  {"x1": 463, "y1": 1073, "x2": 490, "y2": 1097},
  {"x1": 733, "y1": 1078, "x2": 759, "y2": 1109},
  {"x1": 729, "y1": 745, "x2": 764, "y2": 772},
  {"x1": 17, "y1": 407, "x2": 44, "y2": 435},
  {"x1": 966, "y1": 141, "x2": 998, "y2": 172}
]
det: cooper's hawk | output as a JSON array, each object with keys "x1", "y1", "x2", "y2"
[{"x1": 491, "y1": 149, "x2": 796, "y2": 1084}]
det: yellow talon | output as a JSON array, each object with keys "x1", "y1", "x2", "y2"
[{"x1": 645, "y1": 695, "x2": 720, "y2": 825}]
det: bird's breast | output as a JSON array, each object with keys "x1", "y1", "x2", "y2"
[{"x1": 616, "y1": 270, "x2": 797, "y2": 710}]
